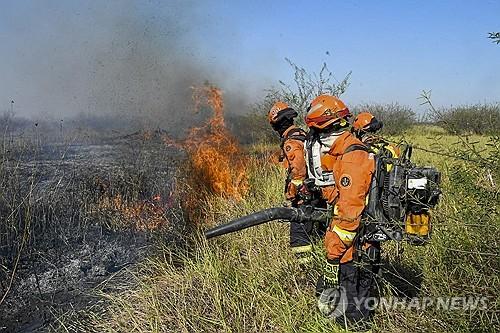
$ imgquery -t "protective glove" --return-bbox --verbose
[316,258,340,296]
[316,259,344,318]
[323,258,340,287]
[296,183,312,203]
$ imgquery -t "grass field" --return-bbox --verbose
[60,126,499,333]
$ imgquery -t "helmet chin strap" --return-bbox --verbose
[317,120,349,136]
[319,128,343,145]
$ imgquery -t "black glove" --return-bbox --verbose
[316,259,343,318]
[324,258,340,286]
[315,258,340,296]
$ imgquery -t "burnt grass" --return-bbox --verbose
[0,132,186,332]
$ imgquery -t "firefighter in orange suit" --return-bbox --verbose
[268,102,313,263]
[304,95,376,329]
[352,112,383,144]
[353,111,401,162]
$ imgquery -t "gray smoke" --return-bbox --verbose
[0,1,258,135]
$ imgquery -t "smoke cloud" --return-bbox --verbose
[0,1,259,135]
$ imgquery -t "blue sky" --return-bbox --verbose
[191,0,500,111]
[0,0,499,117]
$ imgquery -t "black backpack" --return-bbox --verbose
[346,143,441,245]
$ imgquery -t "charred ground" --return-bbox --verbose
[0,127,187,332]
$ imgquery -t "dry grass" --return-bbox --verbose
[72,126,499,333]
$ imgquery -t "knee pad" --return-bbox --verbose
[317,286,348,319]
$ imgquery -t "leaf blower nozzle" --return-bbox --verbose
[204,206,330,239]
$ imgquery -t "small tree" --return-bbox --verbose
[256,58,351,123]
[244,58,351,143]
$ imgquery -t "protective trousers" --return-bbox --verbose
[290,212,328,263]
[290,221,314,263]
[337,244,380,325]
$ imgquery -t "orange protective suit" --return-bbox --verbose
[320,131,375,263]
[280,126,307,201]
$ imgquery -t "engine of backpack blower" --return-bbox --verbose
[362,145,441,245]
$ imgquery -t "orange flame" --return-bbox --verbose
[93,194,171,231]
[187,85,248,199]
[165,85,248,203]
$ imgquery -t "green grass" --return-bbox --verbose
[69,126,499,333]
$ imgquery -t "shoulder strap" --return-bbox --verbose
[344,143,372,154]
[286,127,306,141]
[281,128,306,148]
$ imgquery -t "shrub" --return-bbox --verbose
[429,104,500,135]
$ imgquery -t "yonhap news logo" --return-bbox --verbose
[318,287,489,318]
[355,295,489,312]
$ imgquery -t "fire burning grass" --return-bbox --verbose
[93,193,173,231]
[0,134,184,331]
[164,85,249,222]
[187,86,248,199]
